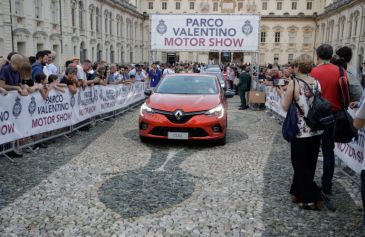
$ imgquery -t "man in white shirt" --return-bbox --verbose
[76,59,91,88]
[42,50,52,79]
[48,51,58,75]
[129,64,147,82]
[162,63,174,78]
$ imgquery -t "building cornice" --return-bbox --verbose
[100,0,144,18]
[262,15,316,21]
[318,0,362,18]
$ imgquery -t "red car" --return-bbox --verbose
[139,73,234,145]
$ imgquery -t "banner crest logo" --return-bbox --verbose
[13,97,22,118]
[156,20,167,35]
[28,96,36,115]
[242,20,253,36]
[70,95,76,108]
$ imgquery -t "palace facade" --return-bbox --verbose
[0,0,364,69]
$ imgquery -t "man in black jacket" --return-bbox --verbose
[238,65,251,110]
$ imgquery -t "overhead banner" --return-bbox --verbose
[0,82,145,145]
[150,14,260,52]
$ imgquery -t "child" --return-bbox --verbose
[34,73,49,100]
[48,74,66,93]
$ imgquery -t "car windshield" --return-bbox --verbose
[204,68,221,73]
[156,75,218,94]
[204,72,223,82]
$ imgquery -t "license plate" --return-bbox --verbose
[168,132,189,140]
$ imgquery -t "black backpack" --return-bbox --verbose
[296,78,335,131]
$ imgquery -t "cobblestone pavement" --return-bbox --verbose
[0,96,364,236]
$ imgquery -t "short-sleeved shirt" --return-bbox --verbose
[108,72,122,83]
[148,69,162,87]
[310,63,343,112]
[48,64,58,74]
[76,65,87,81]
[0,64,21,86]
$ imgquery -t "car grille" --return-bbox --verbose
[153,109,207,124]
[150,127,209,137]
[164,114,195,124]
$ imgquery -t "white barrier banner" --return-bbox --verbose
[264,84,365,174]
[150,14,260,51]
[0,83,145,145]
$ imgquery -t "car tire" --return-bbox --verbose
[215,135,226,146]
[140,136,150,143]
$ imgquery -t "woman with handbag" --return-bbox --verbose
[277,54,324,210]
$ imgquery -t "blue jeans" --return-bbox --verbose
[321,124,335,192]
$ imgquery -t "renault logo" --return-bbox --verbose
[174,110,184,120]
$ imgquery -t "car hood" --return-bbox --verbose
[147,93,220,112]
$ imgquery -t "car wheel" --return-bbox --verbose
[140,135,150,143]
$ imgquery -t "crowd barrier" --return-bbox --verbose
[0,82,146,159]
[262,83,365,175]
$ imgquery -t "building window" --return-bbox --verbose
[71,3,76,27]
[288,54,294,64]
[213,2,218,11]
[117,20,119,36]
[277,2,282,10]
[162,2,167,10]
[238,2,243,10]
[189,1,195,10]
[354,15,359,36]
[262,2,267,10]
[51,0,58,23]
[261,32,266,43]
[109,13,112,35]
[35,0,42,19]
[176,2,181,10]
[105,14,108,34]
[292,1,297,10]
[90,11,94,31]
[274,54,279,64]
[96,8,100,33]
[148,2,153,9]
[79,2,84,30]
[303,32,312,43]
[307,1,312,10]
[289,31,296,43]
[275,32,281,42]
[15,0,23,15]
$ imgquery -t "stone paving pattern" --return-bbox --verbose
[0,97,364,236]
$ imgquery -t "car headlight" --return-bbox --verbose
[140,103,154,116]
[205,104,224,119]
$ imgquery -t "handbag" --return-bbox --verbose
[282,80,300,142]
[334,67,358,143]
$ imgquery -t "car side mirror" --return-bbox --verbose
[224,91,235,98]
[144,89,153,97]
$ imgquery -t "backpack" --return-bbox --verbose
[296,78,335,131]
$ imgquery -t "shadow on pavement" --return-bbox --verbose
[261,131,364,236]
[0,120,115,210]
